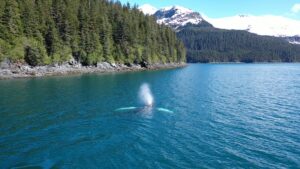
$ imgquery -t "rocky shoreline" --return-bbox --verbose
[0,59,186,79]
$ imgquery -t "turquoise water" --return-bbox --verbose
[0,64,300,168]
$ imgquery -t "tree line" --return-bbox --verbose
[177,26,300,63]
[0,0,186,66]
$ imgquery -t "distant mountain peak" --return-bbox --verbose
[154,5,203,30]
[140,4,300,44]
[138,4,157,15]
[238,14,250,18]
[206,15,300,37]
[160,5,193,14]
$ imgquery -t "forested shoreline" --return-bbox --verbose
[0,0,186,67]
[177,26,300,63]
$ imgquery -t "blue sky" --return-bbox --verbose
[119,0,300,20]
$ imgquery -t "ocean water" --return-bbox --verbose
[0,64,300,168]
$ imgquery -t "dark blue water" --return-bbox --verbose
[0,64,300,168]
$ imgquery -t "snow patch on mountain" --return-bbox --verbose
[160,5,193,13]
[284,36,300,45]
[138,4,157,15]
[290,41,300,45]
[204,15,300,37]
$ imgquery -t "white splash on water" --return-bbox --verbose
[157,108,174,114]
[139,83,154,107]
[115,107,138,111]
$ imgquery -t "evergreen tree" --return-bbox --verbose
[1,0,22,40]
[177,27,300,63]
[0,0,186,66]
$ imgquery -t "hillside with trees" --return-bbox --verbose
[177,26,300,63]
[0,0,186,67]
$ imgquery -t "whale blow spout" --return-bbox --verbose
[115,83,174,115]
[139,83,154,107]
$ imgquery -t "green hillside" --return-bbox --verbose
[0,0,186,66]
[177,26,300,63]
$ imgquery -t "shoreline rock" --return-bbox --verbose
[0,61,186,79]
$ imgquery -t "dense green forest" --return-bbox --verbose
[0,0,186,66]
[177,26,300,63]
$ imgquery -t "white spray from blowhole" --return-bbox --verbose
[115,83,173,115]
[139,83,154,107]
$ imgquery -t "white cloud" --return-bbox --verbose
[291,3,300,13]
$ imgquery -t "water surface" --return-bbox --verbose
[0,64,300,168]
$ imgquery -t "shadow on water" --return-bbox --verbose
[11,159,54,169]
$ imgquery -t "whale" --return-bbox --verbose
[114,83,174,114]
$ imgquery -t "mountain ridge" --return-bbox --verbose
[139,4,300,41]
[139,4,300,63]
[205,14,300,37]
[155,6,203,30]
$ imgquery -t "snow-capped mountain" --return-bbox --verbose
[139,5,204,30]
[138,4,157,15]
[139,4,300,44]
[154,6,203,30]
[204,15,300,37]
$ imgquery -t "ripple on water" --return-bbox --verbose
[0,64,300,168]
